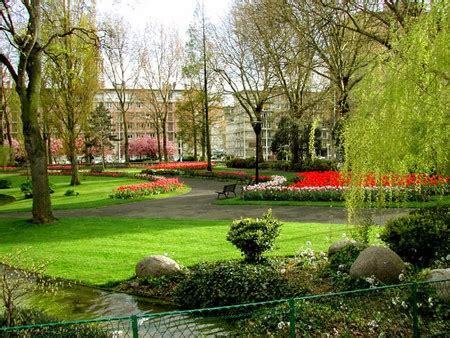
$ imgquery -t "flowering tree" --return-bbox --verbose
[128,136,159,159]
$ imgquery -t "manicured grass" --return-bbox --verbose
[0,217,377,286]
[214,195,450,208]
[0,173,190,212]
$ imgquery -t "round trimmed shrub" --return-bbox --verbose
[380,206,449,268]
[0,179,12,189]
[174,261,294,309]
[227,209,281,263]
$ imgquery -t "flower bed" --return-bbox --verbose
[242,172,449,202]
[146,161,215,171]
[110,178,184,199]
[0,166,21,171]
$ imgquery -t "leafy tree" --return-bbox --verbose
[44,0,99,186]
[86,103,113,168]
[271,116,321,163]
[344,2,450,220]
[213,1,280,182]
[101,16,139,165]
[175,88,204,160]
[140,23,182,162]
[128,136,158,159]
[0,1,93,223]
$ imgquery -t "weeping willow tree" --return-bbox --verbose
[344,2,450,221]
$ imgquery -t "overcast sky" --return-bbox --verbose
[96,0,232,38]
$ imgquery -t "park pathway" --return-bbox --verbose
[55,178,408,224]
[0,178,409,224]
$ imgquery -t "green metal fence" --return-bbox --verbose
[1,279,448,337]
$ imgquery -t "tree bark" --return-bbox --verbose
[121,109,129,165]
[69,133,80,186]
[18,46,55,224]
[290,121,300,168]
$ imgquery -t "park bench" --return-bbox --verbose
[216,183,237,199]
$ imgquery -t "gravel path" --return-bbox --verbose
[0,178,409,224]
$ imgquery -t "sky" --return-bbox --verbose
[96,0,233,39]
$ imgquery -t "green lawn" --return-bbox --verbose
[214,195,450,208]
[0,217,376,286]
[0,173,190,212]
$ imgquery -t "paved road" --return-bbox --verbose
[0,178,409,224]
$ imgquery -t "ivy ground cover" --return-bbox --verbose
[243,171,449,202]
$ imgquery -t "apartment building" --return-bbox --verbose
[223,92,336,160]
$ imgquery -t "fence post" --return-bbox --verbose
[131,315,139,338]
[411,283,420,338]
[288,298,296,338]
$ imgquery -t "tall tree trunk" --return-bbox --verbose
[156,124,162,161]
[18,47,55,224]
[162,105,168,161]
[121,109,129,165]
[69,132,80,186]
[290,121,300,167]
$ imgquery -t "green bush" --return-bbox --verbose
[290,159,338,172]
[0,179,12,189]
[174,261,295,309]
[20,181,55,199]
[326,244,368,290]
[226,157,256,169]
[380,206,449,268]
[227,209,282,263]
[64,189,79,196]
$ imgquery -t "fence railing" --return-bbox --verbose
[1,279,448,337]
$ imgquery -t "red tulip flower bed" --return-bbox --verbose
[146,161,215,171]
[243,171,449,202]
[111,178,184,199]
[286,171,449,202]
[290,171,448,190]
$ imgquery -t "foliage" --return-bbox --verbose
[0,249,52,327]
[20,181,33,199]
[344,2,450,219]
[85,103,114,164]
[291,159,338,172]
[325,244,368,290]
[64,189,79,197]
[226,157,256,169]
[174,261,295,309]
[20,181,54,199]
[227,209,282,263]
[380,206,449,267]
[0,179,12,189]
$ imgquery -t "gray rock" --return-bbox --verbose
[135,255,181,278]
[350,246,405,284]
[426,269,450,301]
[328,239,357,257]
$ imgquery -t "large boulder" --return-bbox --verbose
[328,239,361,257]
[426,269,450,301]
[350,246,405,284]
[135,255,181,278]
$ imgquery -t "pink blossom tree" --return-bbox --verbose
[128,136,159,159]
